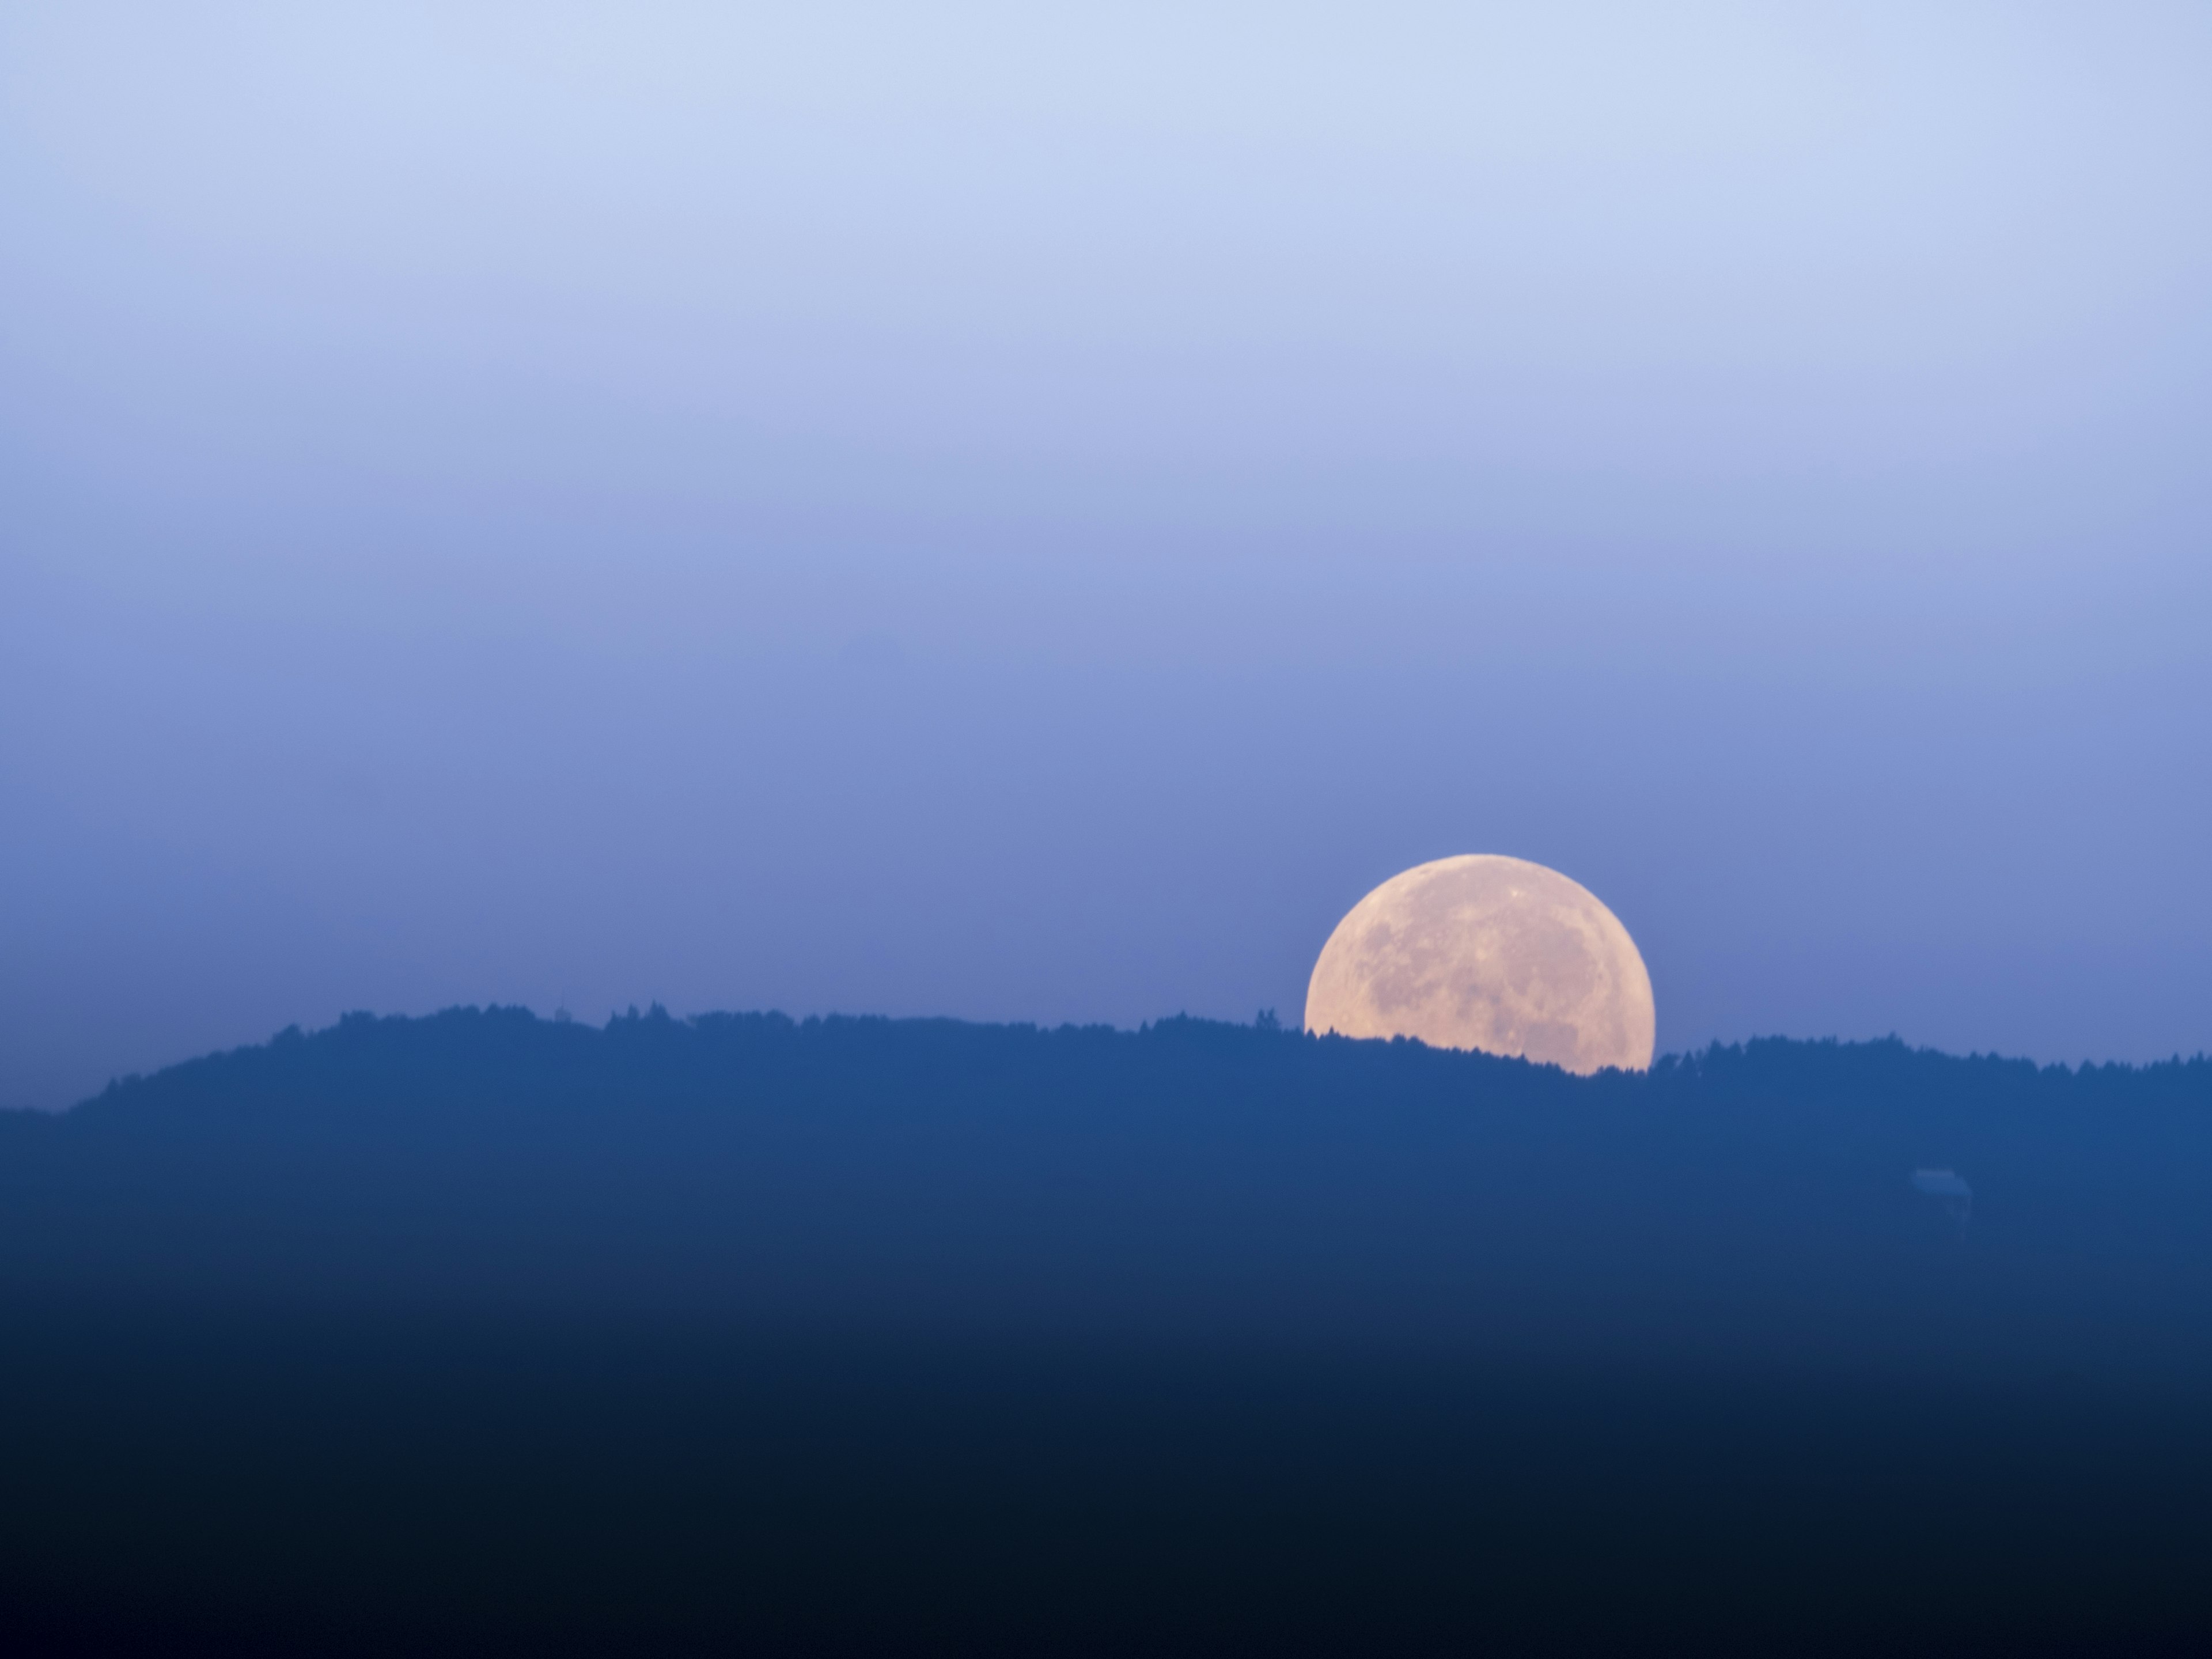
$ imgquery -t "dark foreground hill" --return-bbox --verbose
[3,1009,2210,1657]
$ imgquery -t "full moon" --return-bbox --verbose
[1305,855,1655,1074]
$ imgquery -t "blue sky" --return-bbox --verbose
[4,2,2208,1105]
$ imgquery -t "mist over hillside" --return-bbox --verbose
[5,1009,2210,1655]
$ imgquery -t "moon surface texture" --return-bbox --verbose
[1305,855,1656,1075]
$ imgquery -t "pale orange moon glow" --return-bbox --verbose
[1305,854,1656,1074]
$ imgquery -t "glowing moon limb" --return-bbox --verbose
[1304,854,1655,1075]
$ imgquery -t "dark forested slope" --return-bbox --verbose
[3,1010,2210,1656]
[5,1006,2207,1373]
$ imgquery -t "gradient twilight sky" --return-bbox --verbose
[3,2,2208,1107]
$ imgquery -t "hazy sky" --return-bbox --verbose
[5,2,2209,1105]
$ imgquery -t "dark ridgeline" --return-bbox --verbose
[2,1009,2209,1657]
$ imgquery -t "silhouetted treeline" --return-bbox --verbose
[2,1009,2209,1656]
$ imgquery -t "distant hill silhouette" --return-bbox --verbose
[7,1006,2208,1369]
[3,1009,2210,1656]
